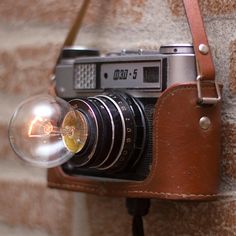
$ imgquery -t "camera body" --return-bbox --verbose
[48,43,221,200]
[54,44,196,181]
[56,44,196,99]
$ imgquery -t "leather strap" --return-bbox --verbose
[51,0,90,75]
[49,0,90,95]
[183,0,215,81]
[63,0,90,47]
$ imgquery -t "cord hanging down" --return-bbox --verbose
[126,198,151,236]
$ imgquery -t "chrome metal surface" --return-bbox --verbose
[198,44,209,55]
[199,116,211,130]
[96,95,126,170]
[197,76,221,105]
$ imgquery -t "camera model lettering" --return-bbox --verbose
[112,68,138,80]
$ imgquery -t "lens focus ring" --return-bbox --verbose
[66,92,146,173]
[96,93,136,170]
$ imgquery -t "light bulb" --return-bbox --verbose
[9,94,88,168]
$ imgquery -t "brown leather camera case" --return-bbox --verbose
[48,83,221,200]
[47,0,222,200]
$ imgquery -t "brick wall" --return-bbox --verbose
[0,0,236,235]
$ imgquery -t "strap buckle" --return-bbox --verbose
[196,76,221,105]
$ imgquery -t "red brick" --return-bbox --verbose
[0,0,146,26]
[222,122,236,181]
[0,180,74,236]
[0,124,16,161]
[108,0,146,23]
[0,0,81,26]
[0,43,60,96]
[145,199,236,235]
[167,0,236,16]
[86,196,130,236]
[229,39,236,94]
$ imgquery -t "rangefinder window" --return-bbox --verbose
[143,67,159,83]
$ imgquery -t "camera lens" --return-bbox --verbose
[67,92,146,172]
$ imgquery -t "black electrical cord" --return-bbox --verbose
[126,198,151,236]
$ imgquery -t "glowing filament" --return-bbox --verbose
[28,116,60,137]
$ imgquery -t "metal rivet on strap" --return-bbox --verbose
[198,44,209,55]
[199,116,211,130]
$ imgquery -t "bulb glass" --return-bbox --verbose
[9,94,87,168]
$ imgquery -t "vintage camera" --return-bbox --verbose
[55,44,197,181]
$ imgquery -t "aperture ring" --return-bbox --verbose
[97,94,135,170]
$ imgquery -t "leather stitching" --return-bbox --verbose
[48,181,219,198]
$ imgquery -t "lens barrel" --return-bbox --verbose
[68,92,146,172]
